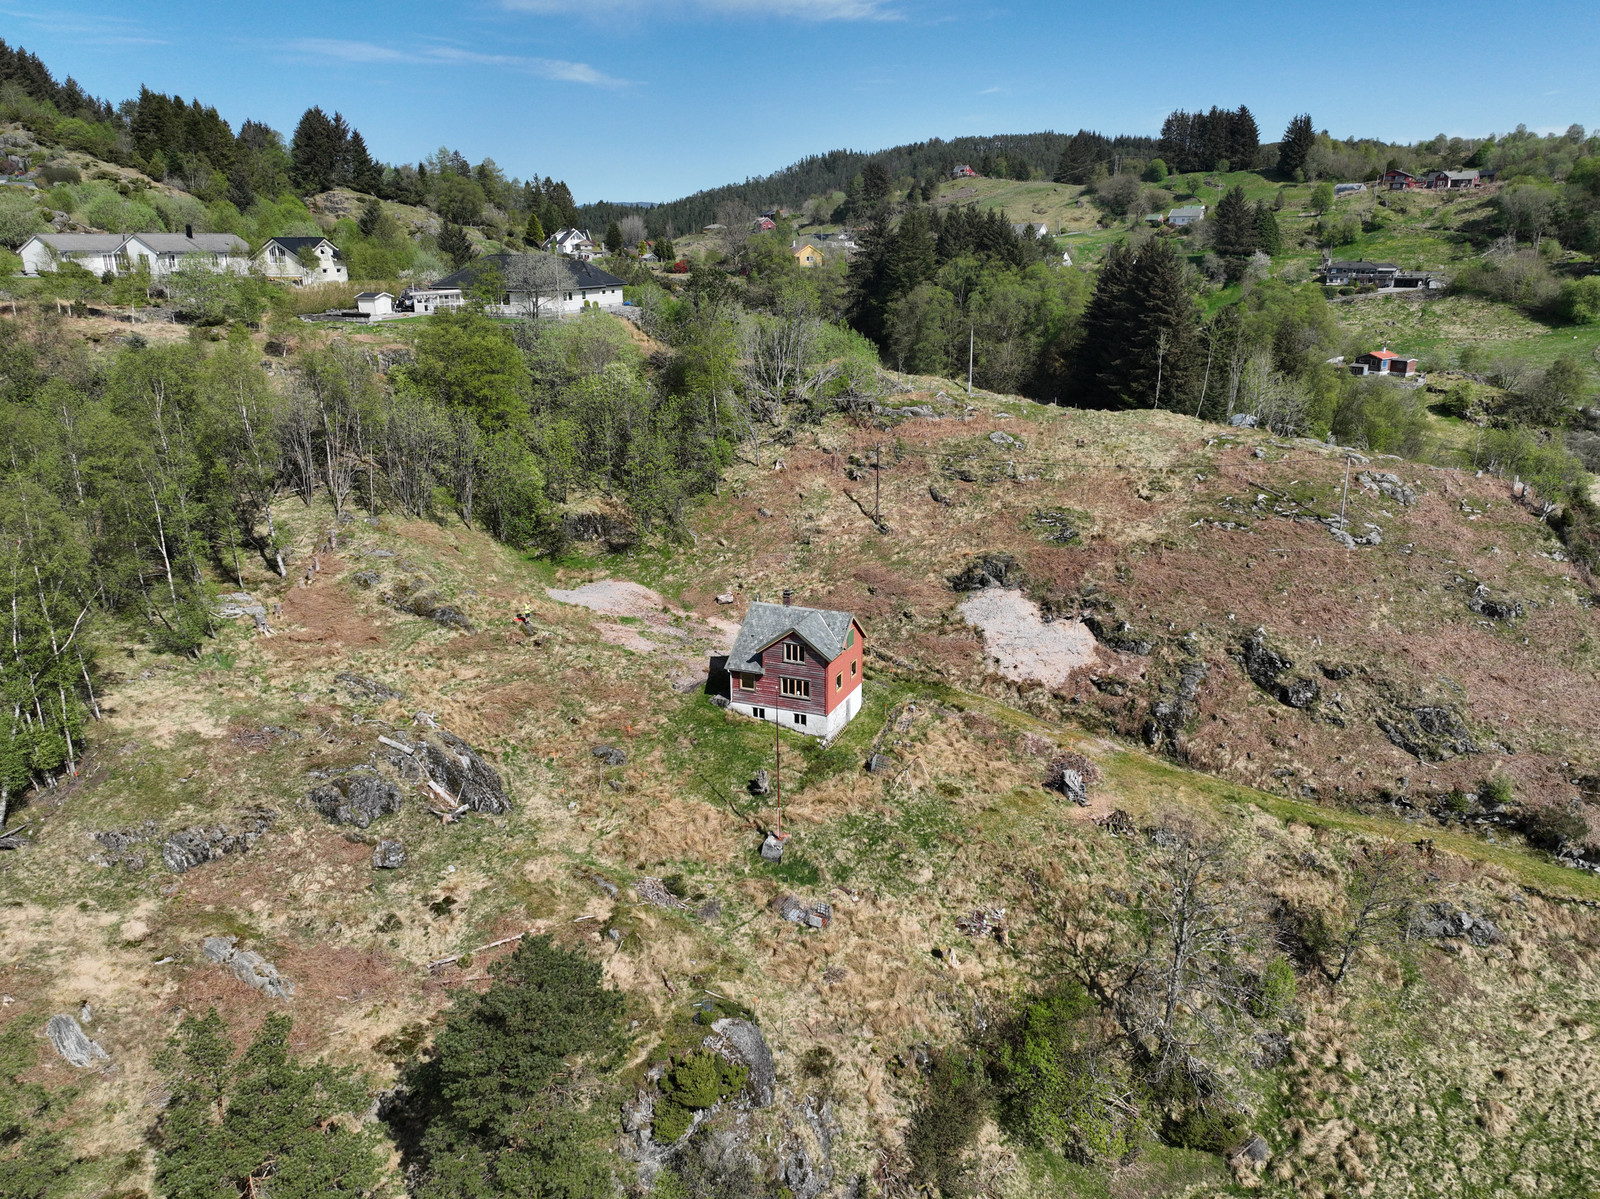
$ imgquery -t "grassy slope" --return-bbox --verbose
[2,344,1599,1198]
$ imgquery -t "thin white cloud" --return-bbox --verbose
[0,7,168,45]
[501,0,899,20]
[288,38,628,86]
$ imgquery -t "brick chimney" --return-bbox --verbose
[782,589,793,607]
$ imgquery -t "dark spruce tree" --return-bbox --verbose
[289,106,341,193]
[1211,184,1258,278]
[1055,129,1112,185]
[1070,239,1197,410]
[1230,105,1261,167]
[1253,201,1283,255]
[438,222,474,269]
[1279,114,1316,178]
[346,129,383,194]
[603,220,623,254]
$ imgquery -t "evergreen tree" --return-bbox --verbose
[396,936,624,1199]
[1279,114,1316,178]
[861,160,893,206]
[289,106,340,193]
[845,201,897,344]
[1212,184,1258,276]
[1070,239,1197,409]
[887,203,937,298]
[1230,105,1261,167]
[603,220,623,254]
[1253,201,1283,255]
[346,129,382,195]
[654,235,674,263]
[525,212,546,245]
[156,1009,381,1199]
[1055,130,1110,184]
[438,222,474,268]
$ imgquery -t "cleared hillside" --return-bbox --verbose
[4,353,1599,1199]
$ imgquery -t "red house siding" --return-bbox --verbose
[824,621,864,715]
[732,621,865,721]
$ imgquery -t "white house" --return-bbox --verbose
[258,236,347,285]
[19,233,131,277]
[355,291,394,318]
[19,229,251,278]
[403,286,463,315]
[545,227,598,261]
[1166,204,1207,227]
[434,253,627,318]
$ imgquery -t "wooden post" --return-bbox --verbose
[967,327,974,396]
[773,707,782,839]
[873,443,881,524]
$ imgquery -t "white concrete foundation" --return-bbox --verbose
[729,685,861,738]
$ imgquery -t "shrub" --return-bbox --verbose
[905,1050,988,1193]
[998,986,1139,1167]
[1250,954,1297,1020]
[1482,772,1515,806]
[38,163,79,186]
[653,1051,747,1143]
[1557,276,1600,324]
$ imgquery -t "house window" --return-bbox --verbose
[738,674,756,691]
[752,707,766,720]
[793,713,808,727]
[782,642,803,663]
[835,673,843,690]
[780,677,810,699]
[851,661,857,678]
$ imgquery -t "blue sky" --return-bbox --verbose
[9,1,1600,203]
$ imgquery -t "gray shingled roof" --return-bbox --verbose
[29,233,129,253]
[434,253,626,294]
[727,602,857,676]
[134,232,250,254]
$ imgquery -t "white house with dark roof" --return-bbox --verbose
[433,253,627,318]
[724,597,865,738]
[545,227,599,261]
[355,291,394,318]
[19,230,251,278]
[258,236,347,285]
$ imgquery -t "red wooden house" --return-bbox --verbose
[725,595,864,737]
[1381,169,1419,189]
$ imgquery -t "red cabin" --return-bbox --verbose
[725,597,864,737]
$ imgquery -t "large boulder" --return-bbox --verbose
[201,935,294,999]
[420,729,511,814]
[949,554,1021,591]
[45,1014,108,1068]
[373,839,407,869]
[309,775,403,828]
[705,1018,776,1107]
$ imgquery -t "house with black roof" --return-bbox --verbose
[433,253,627,317]
[257,236,347,285]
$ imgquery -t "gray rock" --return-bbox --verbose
[373,839,406,869]
[707,1018,776,1107]
[1414,901,1501,946]
[1358,470,1417,507]
[310,777,403,829]
[419,728,511,814]
[1236,1133,1271,1163]
[591,745,627,766]
[351,570,383,588]
[335,671,405,702]
[1377,706,1477,762]
[949,553,1021,591]
[1083,613,1154,656]
[200,935,294,999]
[760,833,785,862]
[45,1014,108,1068]
[988,430,1018,446]
[750,769,771,796]
[1468,583,1523,623]
[161,809,275,874]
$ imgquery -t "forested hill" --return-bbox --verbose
[577,129,1158,232]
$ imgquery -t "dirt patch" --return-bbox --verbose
[547,579,670,618]
[959,588,1100,688]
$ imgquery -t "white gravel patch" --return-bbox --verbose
[959,588,1099,688]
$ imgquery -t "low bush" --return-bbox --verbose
[906,1050,988,1194]
[653,1050,747,1143]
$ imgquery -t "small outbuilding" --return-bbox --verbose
[355,291,394,317]
[1351,348,1419,378]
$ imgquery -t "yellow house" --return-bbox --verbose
[791,242,823,268]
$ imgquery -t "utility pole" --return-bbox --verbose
[1338,453,1353,531]
[874,442,882,524]
[967,326,974,396]
[773,708,782,840]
